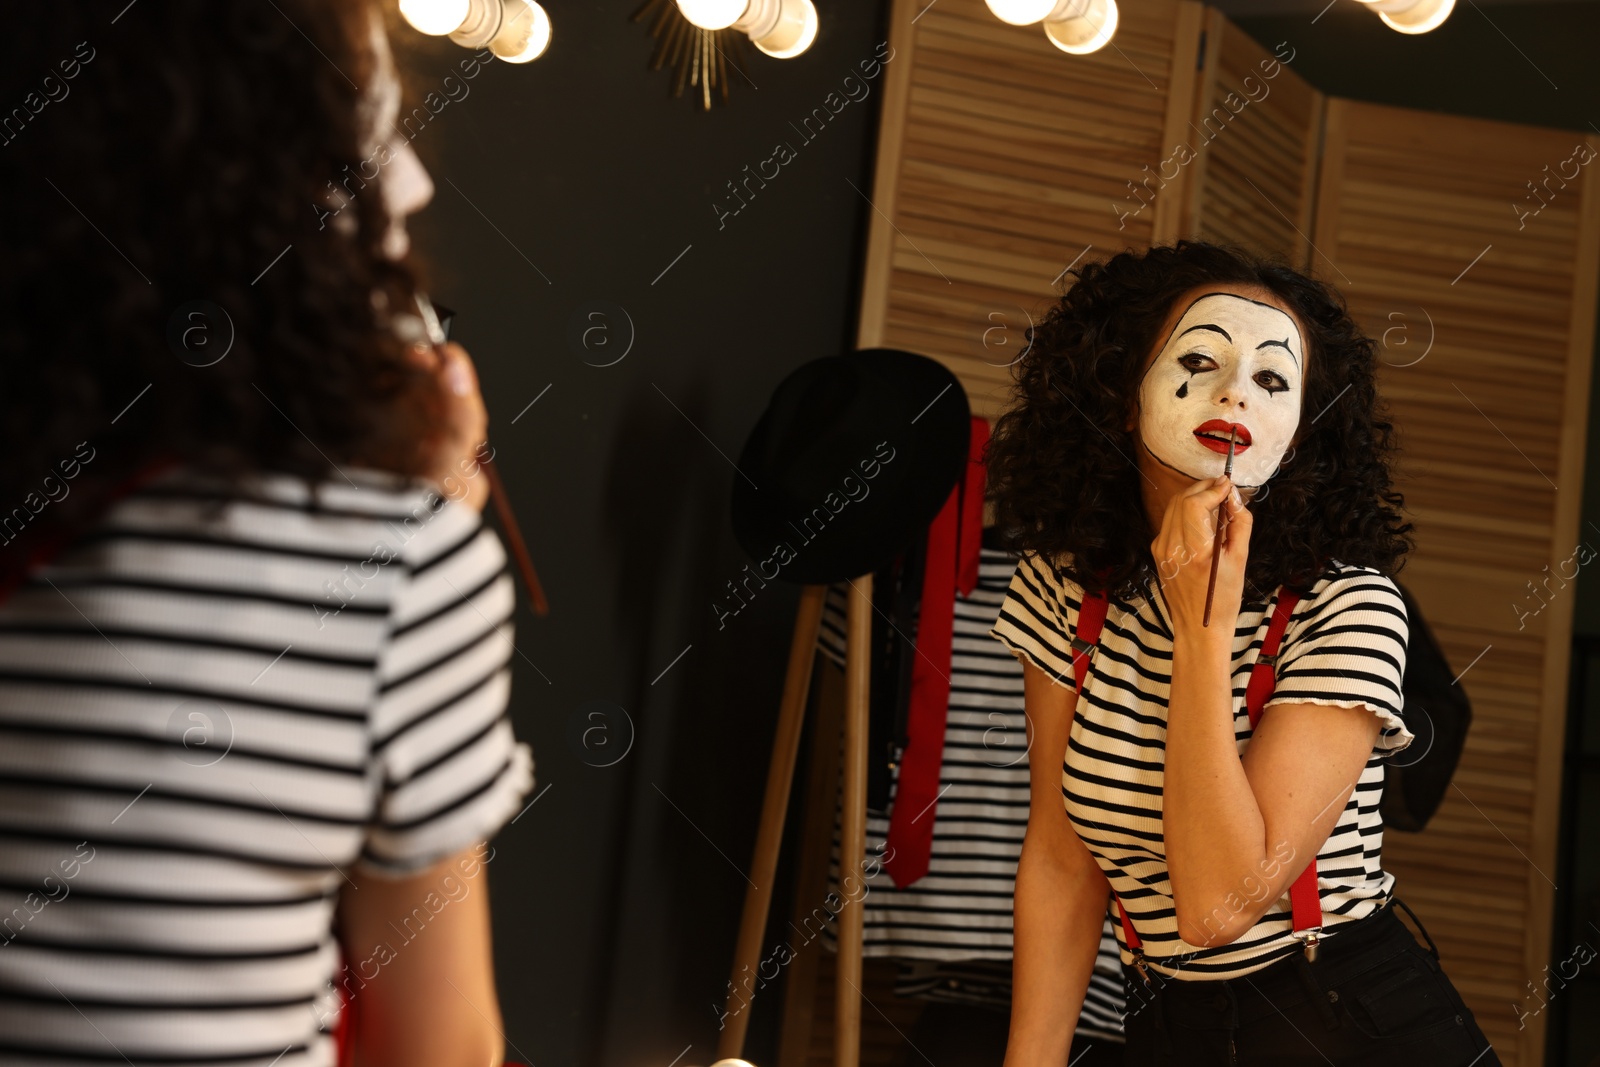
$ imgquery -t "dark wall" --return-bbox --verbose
[400,1,1600,1063]
[400,2,892,1063]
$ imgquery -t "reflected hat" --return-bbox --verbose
[730,348,971,585]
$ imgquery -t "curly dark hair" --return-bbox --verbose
[985,240,1413,607]
[0,0,446,587]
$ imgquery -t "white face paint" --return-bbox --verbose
[325,14,435,257]
[365,24,433,259]
[1135,292,1305,487]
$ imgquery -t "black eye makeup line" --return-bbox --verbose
[1172,352,1294,397]
[1145,292,1304,386]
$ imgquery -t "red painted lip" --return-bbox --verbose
[1193,419,1251,455]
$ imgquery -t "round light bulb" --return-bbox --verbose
[490,0,552,62]
[984,0,1061,26]
[751,0,818,58]
[676,0,751,31]
[399,0,472,35]
[1378,0,1454,33]
[1043,0,1118,54]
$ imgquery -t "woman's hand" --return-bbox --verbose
[407,340,491,513]
[1150,474,1252,643]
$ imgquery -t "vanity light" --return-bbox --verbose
[983,0,1119,55]
[398,0,553,61]
[674,0,819,58]
[399,0,472,35]
[1354,0,1455,34]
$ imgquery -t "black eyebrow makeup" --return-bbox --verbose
[1179,322,1231,342]
[1256,336,1299,369]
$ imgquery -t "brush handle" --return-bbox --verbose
[481,454,550,616]
[1202,430,1239,626]
[406,293,549,617]
[1203,507,1228,626]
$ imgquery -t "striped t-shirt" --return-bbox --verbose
[0,464,534,1065]
[989,553,1413,981]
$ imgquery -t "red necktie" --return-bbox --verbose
[883,416,989,888]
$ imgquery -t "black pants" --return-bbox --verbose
[1119,898,1501,1066]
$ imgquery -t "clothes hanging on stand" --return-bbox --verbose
[815,537,1127,1042]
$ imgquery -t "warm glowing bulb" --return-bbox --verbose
[1043,0,1117,54]
[1379,0,1454,33]
[676,0,750,30]
[490,0,551,62]
[751,0,817,58]
[984,0,1060,25]
[399,0,471,35]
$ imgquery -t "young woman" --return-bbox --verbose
[984,241,1499,1065]
[0,2,527,1064]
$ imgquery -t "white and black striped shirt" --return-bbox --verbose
[0,465,533,1065]
[989,554,1413,981]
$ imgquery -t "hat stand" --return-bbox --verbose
[716,574,873,1067]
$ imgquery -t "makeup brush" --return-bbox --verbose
[411,294,550,617]
[1202,427,1238,627]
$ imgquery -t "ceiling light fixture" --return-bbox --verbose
[675,0,819,58]
[1354,0,1455,34]
[983,0,1119,55]
[398,0,553,62]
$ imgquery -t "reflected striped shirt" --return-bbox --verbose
[0,465,534,1065]
[989,554,1412,981]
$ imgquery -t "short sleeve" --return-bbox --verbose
[1263,570,1414,760]
[356,494,535,877]
[988,553,1081,690]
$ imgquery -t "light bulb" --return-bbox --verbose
[750,0,818,58]
[676,0,751,31]
[399,0,471,35]
[490,0,551,62]
[984,0,1061,26]
[1043,0,1118,54]
[1378,0,1454,33]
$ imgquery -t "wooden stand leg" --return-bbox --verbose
[835,574,872,1067]
[775,654,847,1067]
[717,585,827,1061]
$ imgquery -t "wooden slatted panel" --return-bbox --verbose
[1310,97,1600,1067]
[856,0,1205,421]
[1188,12,1322,265]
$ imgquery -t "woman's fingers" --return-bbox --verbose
[1174,476,1232,552]
[1154,477,1246,569]
[1150,473,1253,633]
[438,341,478,399]
[404,340,492,512]
[1222,485,1253,562]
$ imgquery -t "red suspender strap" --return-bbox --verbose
[1251,590,1324,944]
[1070,586,1107,693]
[1245,589,1299,731]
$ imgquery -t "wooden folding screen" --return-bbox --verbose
[1309,99,1600,1066]
[849,1,1600,1064]
[854,0,1204,419]
[1181,11,1322,267]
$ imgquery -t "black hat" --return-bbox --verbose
[730,348,971,586]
